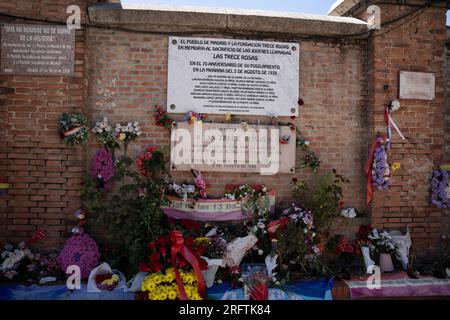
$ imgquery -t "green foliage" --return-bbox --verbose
[81,150,170,277]
[276,223,330,281]
[291,169,349,230]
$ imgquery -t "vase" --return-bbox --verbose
[360,246,375,273]
[379,253,394,272]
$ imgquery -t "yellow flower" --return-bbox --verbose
[168,290,178,300]
[225,113,234,122]
[118,132,126,141]
[391,162,401,171]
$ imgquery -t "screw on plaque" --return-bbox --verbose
[290,168,295,173]
[170,104,176,110]
[291,108,296,113]
[292,46,297,51]
[172,39,177,45]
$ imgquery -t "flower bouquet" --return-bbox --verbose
[241,264,269,300]
[95,273,120,291]
[87,262,126,292]
[92,117,119,150]
[141,268,202,300]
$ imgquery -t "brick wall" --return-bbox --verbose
[446,29,450,161]
[86,29,368,209]
[352,2,449,255]
[1,0,449,257]
[0,0,91,251]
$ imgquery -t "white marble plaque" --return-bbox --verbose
[399,71,435,100]
[167,37,299,116]
[170,122,296,174]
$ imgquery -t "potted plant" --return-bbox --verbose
[368,229,397,272]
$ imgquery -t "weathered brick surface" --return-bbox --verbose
[86,29,368,210]
[0,0,90,250]
[352,2,449,255]
[0,0,448,257]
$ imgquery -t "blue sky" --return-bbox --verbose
[123,1,449,24]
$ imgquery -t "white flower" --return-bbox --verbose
[257,249,264,255]
[304,140,310,146]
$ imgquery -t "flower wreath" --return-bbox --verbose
[431,169,450,208]
[371,143,391,191]
[58,113,89,146]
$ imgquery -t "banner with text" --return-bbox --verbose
[167,37,299,116]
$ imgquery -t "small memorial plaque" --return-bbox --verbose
[1,24,75,76]
[170,122,296,174]
[399,71,435,100]
[167,36,300,116]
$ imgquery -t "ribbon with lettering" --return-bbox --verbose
[364,134,387,205]
[170,230,206,300]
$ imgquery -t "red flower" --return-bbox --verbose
[149,252,160,261]
[150,261,162,272]
[338,200,345,210]
[159,246,166,255]
[139,263,149,272]
[199,258,208,271]
[147,241,156,249]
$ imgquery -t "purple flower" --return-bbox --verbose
[57,233,100,279]
[91,148,115,188]
[431,170,450,208]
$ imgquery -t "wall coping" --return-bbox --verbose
[88,3,369,38]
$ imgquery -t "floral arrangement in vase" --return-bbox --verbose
[368,229,397,272]
[368,229,396,254]
[58,113,89,146]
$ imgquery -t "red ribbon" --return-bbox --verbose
[364,135,387,205]
[267,217,289,240]
[26,229,46,246]
[170,230,206,300]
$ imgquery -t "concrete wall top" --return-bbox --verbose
[88,3,369,38]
